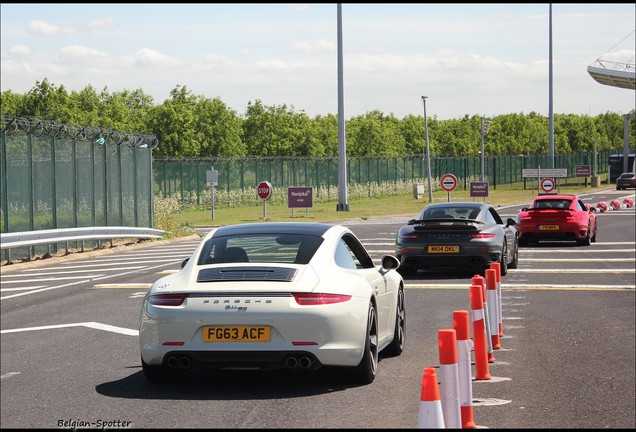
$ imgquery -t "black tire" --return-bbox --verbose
[577,231,591,246]
[343,302,379,384]
[383,288,406,357]
[499,241,508,276]
[591,223,597,243]
[508,241,519,270]
[518,237,529,247]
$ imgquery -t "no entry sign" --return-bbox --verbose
[440,173,458,192]
[257,181,272,200]
[540,177,555,192]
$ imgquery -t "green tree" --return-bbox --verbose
[346,110,406,156]
[147,85,199,156]
[194,96,246,157]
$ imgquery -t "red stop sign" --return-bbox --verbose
[257,181,272,200]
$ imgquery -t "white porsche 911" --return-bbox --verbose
[139,222,405,384]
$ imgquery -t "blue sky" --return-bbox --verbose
[1,3,634,120]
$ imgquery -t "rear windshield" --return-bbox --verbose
[532,199,571,209]
[420,206,480,220]
[619,173,634,178]
[197,233,324,265]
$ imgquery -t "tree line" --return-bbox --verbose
[1,79,634,158]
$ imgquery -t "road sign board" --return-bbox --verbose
[440,173,458,192]
[288,187,313,208]
[470,181,489,197]
[575,165,591,177]
[522,168,567,178]
[540,177,555,192]
[257,181,272,200]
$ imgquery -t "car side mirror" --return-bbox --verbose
[181,257,189,268]
[506,218,517,227]
[381,254,400,270]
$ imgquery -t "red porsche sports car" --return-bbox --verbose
[516,194,598,246]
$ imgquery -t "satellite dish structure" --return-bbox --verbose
[587,30,635,90]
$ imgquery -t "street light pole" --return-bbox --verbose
[480,116,485,182]
[422,96,433,202]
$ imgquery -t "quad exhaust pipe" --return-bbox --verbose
[166,355,191,370]
[285,355,313,369]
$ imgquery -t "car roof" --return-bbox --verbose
[212,222,336,237]
[424,202,487,209]
[619,172,635,176]
[534,194,576,200]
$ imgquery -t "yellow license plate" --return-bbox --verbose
[539,225,559,231]
[203,326,270,342]
[428,245,459,253]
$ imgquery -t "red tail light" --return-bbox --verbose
[399,233,418,240]
[293,293,352,305]
[148,293,187,306]
[470,233,496,239]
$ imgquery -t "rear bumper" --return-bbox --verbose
[398,252,501,270]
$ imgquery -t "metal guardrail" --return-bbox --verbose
[1,226,165,264]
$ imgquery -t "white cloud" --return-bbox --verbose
[291,38,335,53]
[27,20,71,36]
[7,45,31,56]
[134,48,181,67]
[58,45,109,61]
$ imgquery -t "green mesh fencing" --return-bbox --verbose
[1,116,158,261]
[154,151,612,206]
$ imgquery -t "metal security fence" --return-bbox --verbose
[1,116,158,260]
[154,151,612,206]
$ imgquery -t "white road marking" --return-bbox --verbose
[0,286,47,292]
[522,258,634,262]
[92,284,152,289]
[406,283,634,290]
[0,321,138,336]
[0,275,106,283]
[0,260,182,300]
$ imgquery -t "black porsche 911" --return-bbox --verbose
[395,202,519,276]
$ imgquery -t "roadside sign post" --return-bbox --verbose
[440,173,458,201]
[470,181,489,202]
[522,167,567,194]
[257,181,273,220]
[575,165,591,188]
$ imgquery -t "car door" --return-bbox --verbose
[487,207,513,263]
[336,234,396,341]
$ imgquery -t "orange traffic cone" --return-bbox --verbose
[472,274,495,362]
[485,269,501,350]
[417,368,445,428]
[470,284,491,380]
[453,310,476,428]
[489,262,504,337]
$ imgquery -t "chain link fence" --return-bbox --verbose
[154,151,611,208]
[1,116,158,260]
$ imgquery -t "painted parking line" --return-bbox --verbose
[91,284,153,289]
[405,283,634,291]
[0,321,138,336]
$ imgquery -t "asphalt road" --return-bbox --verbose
[1,188,634,429]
